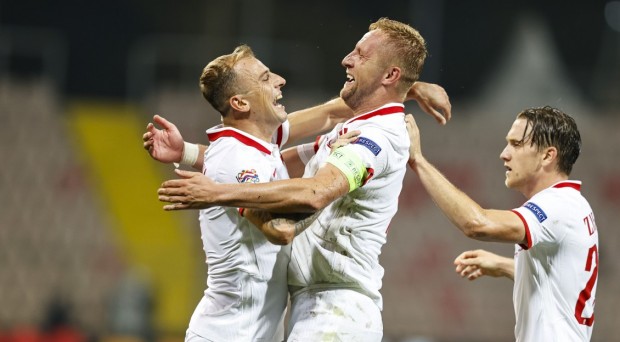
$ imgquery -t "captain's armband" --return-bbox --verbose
[325,146,367,192]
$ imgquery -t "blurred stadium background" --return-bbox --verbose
[1,1,619,341]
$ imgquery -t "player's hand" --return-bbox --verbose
[454,249,513,280]
[330,129,361,153]
[143,115,184,164]
[158,169,218,210]
[407,82,451,125]
[405,114,423,167]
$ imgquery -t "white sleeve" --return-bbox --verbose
[296,142,316,165]
[512,192,564,249]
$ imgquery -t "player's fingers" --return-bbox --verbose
[159,179,186,189]
[459,265,479,278]
[158,193,188,203]
[454,250,477,264]
[467,269,483,281]
[163,203,191,211]
[174,168,202,179]
[146,122,157,135]
[424,105,447,125]
[143,140,153,150]
[158,187,188,197]
[340,129,361,139]
[143,131,152,141]
[153,114,176,130]
[441,100,452,122]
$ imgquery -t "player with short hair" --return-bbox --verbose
[405,106,598,341]
[157,17,437,341]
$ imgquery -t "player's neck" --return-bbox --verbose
[522,173,569,199]
[349,91,404,117]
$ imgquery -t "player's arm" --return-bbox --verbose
[454,249,515,281]
[159,161,350,212]
[242,209,322,245]
[406,81,452,125]
[282,131,360,179]
[405,114,526,244]
[286,97,352,145]
[281,144,311,178]
[158,141,371,212]
[285,82,452,145]
[142,115,206,170]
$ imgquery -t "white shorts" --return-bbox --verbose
[287,288,383,342]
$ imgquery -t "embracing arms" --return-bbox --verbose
[405,114,526,244]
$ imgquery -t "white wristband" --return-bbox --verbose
[296,142,316,165]
[180,142,200,166]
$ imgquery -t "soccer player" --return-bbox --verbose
[144,44,376,342]
[157,18,435,341]
[144,48,450,342]
[405,106,598,341]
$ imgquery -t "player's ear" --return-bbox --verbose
[383,66,401,85]
[230,95,250,113]
[542,146,558,166]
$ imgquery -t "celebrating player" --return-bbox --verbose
[405,106,598,341]
[156,18,438,341]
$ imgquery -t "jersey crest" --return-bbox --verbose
[236,169,260,183]
[523,201,548,223]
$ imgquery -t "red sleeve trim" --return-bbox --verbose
[313,135,322,153]
[276,125,284,147]
[511,209,531,250]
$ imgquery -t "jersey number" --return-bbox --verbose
[574,244,598,326]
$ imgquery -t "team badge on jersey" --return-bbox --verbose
[523,201,548,223]
[353,137,382,156]
[236,169,260,183]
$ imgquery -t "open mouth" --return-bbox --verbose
[346,73,355,84]
[273,94,284,108]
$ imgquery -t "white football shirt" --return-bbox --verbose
[188,123,291,342]
[287,103,409,310]
[511,180,598,342]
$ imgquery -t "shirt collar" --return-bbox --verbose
[206,125,273,155]
[344,103,405,126]
[551,180,581,192]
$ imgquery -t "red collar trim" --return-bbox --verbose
[207,128,272,155]
[346,104,404,125]
[552,181,581,191]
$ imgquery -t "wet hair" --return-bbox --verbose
[369,17,427,90]
[517,106,581,175]
[199,45,255,115]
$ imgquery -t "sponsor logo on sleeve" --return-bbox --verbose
[353,137,382,156]
[523,202,547,223]
[236,169,260,183]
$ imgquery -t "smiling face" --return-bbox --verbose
[500,118,546,195]
[339,29,389,111]
[234,56,287,126]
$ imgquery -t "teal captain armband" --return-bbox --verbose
[325,146,368,192]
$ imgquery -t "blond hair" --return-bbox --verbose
[369,18,427,91]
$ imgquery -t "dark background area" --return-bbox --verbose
[1,0,614,106]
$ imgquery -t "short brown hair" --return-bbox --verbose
[517,106,581,175]
[199,45,255,115]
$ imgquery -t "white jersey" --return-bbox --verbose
[511,180,598,342]
[287,103,409,309]
[188,123,290,342]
